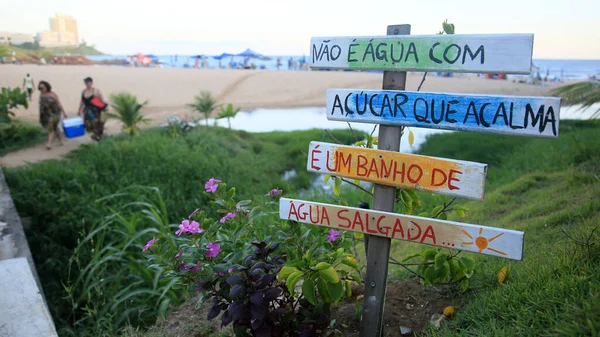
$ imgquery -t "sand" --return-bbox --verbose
[1,64,562,168]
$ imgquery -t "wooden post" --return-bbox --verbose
[360,24,410,337]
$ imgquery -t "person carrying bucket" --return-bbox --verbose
[78,77,107,141]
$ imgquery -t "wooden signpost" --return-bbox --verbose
[310,34,534,73]
[279,24,560,337]
[307,141,488,200]
[326,89,561,138]
[280,198,524,260]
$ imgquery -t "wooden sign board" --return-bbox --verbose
[326,89,561,138]
[310,34,533,74]
[280,198,524,260]
[307,141,487,200]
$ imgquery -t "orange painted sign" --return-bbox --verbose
[307,141,488,201]
[280,198,524,260]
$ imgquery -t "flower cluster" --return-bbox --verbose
[175,220,204,236]
[220,212,236,223]
[206,242,221,258]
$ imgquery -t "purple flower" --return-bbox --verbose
[192,261,203,273]
[174,251,183,260]
[265,188,282,197]
[220,212,236,223]
[179,263,193,272]
[326,229,341,242]
[205,178,222,193]
[142,238,157,252]
[206,242,221,258]
[175,220,204,236]
[188,208,200,218]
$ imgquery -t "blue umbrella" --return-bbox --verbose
[145,54,159,60]
[236,49,270,60]
[191,55,206,59]
[213,53,233,60]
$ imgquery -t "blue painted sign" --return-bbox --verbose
[326,89,561,138]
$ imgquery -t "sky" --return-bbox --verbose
[1,0,599,59]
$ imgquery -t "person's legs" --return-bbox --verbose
[46,131,54,149]
[56,128,63,145]
[27,88,32,101]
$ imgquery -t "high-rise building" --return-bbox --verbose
[50,13,78,43]
[36,13,78,47]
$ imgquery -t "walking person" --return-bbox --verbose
[78,77,107,141]
[37,81,67,150]
[22,73,34,101]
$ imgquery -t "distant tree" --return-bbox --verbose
[187,91,218,126]
[0,44,8,58]
[18,42,40,50]
[216,103,240,129]
[107,92,151,136]
[551,81,600,119]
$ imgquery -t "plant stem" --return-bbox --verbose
[417,72,428,91]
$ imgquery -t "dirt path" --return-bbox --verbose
[0,136,94,169]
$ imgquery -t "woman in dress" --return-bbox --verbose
[38,81,67,150]
[78,77,106,141]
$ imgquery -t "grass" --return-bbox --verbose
[0,119,46,156]
[3,126,361,334]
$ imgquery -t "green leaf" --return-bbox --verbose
[402,253,422,262]
[437,212,448,220]
[334,177,342,189]
[332,182,341,197]
[454,208,466,218]
[341,259,359,272]
[353,179,360,185]
[327,281,344,302]
[431,205,443,217]
[317,277,333,303]
[353,232,364,239]
[460,278,469,292]
[408,129,415,147]
[459,257,476,272]
[314,262,331,271]
[421,249,438,261]
[286,271,304,293]
[319,266,340,284]
[345,280,353,297]
[354,141,366,147]
[324,174,331,184]
[434,253,447,269]
[418,212,430,217]
[302,278,317,305]
[278,266,299,280]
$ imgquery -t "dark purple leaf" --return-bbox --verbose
[266,242,281,253]
[228,301,244,321]
[250,290,264,305]
[250,303,268,321]
[264,287,282,301]
[272,307,286,315]
[257,273,276,288]
[252,262,266,271]
[250,268,264,278]
[221,310,233,327]
[251,241,267,249]
[255,326,271,337]
[229,284,244,299]
[226,275,243,286]
[263,263,274,271]
[299,326,315,337]
[243,255,254,267]
[251,317,263,330]
[207,304,221,320]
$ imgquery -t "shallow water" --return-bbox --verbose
[203,104,598,153]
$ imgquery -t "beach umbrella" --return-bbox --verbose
[191,55,206,59]
[213,53,233,60]
[236,49,271,60]
[145,54,159,60]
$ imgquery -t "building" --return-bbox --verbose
[36,13,78,47]
[0,32,35,45]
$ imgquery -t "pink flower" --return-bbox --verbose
[228,268,233,274]
[142,238,157,252]
[220,212,236,223]
[206,242,221,258]
[326,229,341,242]
[205,178,222,193]
[179,263,193,272]
[175,220,204,236]
[265,189,282,197]
[188,208,200,218]
[174,251,183,260]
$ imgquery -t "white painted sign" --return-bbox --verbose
[280,198,524,260]
[326,89,561,138]
[310,34,534,74]
[307,141,488,201]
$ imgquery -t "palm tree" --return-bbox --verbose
[187,91,218,126]
[107,92,151,136]
[216,103,240,129]
[551,81,600,119]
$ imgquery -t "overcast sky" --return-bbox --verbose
[1,0,599,58]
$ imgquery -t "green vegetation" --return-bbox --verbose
[216,103,240,129]
[7,43,103,57]
[188,92,218,125]
[552,81,600,118]
[107,92,151,136]
[0,119,46,156]
[3,127,360,335]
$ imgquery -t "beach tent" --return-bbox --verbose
[236,49,271,60]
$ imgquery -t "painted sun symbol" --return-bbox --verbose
[461,228,507,256]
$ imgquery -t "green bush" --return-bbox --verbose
[0,119,46,155]
[4,126,360,333]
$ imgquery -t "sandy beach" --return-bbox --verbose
[1,64,562,127]
[1,64,563,168]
